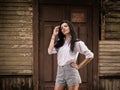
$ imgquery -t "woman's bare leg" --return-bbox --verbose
[54,85,65,90]
[68,84,79,90]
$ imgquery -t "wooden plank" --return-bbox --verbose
[0,53,32,57]
[99,44,120,48]
[99,67,120,70]
[0,49,32,53]
[0,15,32,22]
[100,66,120,70]
[0,28,32,32]
[0,66,32,70]
[0,57,32,61]
[43,25,53,82]
[100,71,120,74]
[0,0,32,3]
[99,63,120,67]
[99,48,120,52]
[113,79,120,90]
[99,56,120,60]
[106,24,120,31]
[0,3,32,7]
[0,61,32,65]
[0,70,32,75]
[99,60,120,63]
[0,32,32,36]
[0,6,32,11]
[106,18,120,23]
[0,40,32,44]
[0,45,32,48]
[106,12,120,18]
[99,78,120,90]
[0,11,32,15]
[99,59,120,62]
[0,19,32,24]
[0,76,33,89]
[104,1,120,5]
[106,33,120,39]
[32,0,39,89]
[99,41,120,44]
[92,6,99,90]
[99,52,120,56]
[0,36,32,40]
[105,6,120,11]
[0,24,32,28]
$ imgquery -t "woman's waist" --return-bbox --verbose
[58,59,76,66]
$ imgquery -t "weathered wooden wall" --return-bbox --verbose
[99,0,120,90]
[101,0,120,40]
[0,0,33,90]
[0,75,33,90]
[99,77,120,90]
[0,0,33,75]
[99,41,120,76]
[99,41,120,90]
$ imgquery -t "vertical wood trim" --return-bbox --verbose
[92,6,99,90]
[32,0,39,90]
[101,15,105,40]
[87,7,93,90]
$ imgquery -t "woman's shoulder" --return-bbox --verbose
[75,39,84,44]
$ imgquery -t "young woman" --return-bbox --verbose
[48,20,94,90]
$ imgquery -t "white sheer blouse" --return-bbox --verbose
[48,40,94,66]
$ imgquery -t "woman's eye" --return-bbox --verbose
[64,25,68,27]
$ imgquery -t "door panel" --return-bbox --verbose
[39,5,92,90]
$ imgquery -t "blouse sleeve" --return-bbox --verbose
[48,47,57,54]
[75,41,94,59]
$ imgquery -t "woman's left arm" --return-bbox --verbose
[78,57,93,69]
[70,57,93,70]
[70,41,94,69]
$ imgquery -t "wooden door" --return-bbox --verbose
[39,5,93,90]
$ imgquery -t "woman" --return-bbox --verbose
[48,20,94,90]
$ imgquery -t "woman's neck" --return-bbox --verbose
[65,34,71,41]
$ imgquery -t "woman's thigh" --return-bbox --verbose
[54,85,65,90]
[68,84,79,90]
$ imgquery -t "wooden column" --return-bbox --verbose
[92,4,99,90]
[32,0,39,90]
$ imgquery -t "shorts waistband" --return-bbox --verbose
[58,63,72,68]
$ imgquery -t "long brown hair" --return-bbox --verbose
[54,20,77,52]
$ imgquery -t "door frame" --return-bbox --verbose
[32,0,39,90]
[32,0,99,90]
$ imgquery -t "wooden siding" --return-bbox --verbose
[101,0,120,40]
[0,75,33,90]
[99,77,120,90]
[99,1,120,90]
[99,41,120,76]
[0,0,33,75]
[99,40,120,90]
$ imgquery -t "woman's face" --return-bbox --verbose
[61,23,70,35]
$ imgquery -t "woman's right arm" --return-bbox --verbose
[48,26,59,54]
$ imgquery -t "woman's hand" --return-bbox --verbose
[53,26,60,36]
[70,62,79,70]
[70,58,93,70]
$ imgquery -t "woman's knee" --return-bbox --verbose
[54,85,65,90]
[68,84,79,90]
